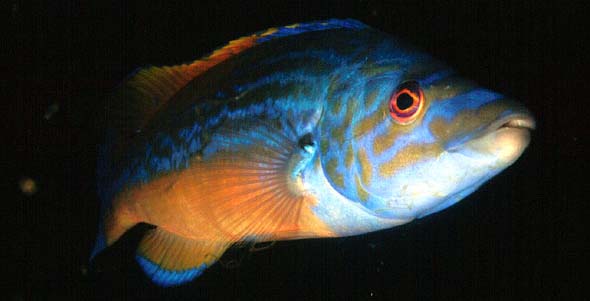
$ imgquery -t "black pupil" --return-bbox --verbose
[396,93,414,110]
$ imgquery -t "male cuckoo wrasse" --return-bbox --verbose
[91,19,535,286]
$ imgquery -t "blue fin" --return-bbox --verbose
[136,256,208,287]
[256,18,369,43]
[136,228,230,287]
[90,220,107,260]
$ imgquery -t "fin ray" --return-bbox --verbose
[136,228,230,287]
[181,120,334,242]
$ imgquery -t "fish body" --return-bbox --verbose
[92,19,534,286]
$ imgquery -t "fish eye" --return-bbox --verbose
[389,80,424,125]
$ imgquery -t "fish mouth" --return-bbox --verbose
[491,113,536,132]
[455,112,535,164]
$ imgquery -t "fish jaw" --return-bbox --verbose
[373,110,536,220]
[416,112,535,218]
[451,112,535,166]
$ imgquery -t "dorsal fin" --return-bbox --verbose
[106,19,369,139]
[107,34,262,138]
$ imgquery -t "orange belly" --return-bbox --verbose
[111,156,335,245]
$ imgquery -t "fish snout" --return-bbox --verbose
[462,105,535,165]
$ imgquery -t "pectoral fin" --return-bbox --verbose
[184,120,334,242]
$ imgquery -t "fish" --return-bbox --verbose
[91,19,535,287]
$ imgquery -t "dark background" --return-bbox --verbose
[5,0,587,299]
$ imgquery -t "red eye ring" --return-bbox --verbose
[389,80,424,125]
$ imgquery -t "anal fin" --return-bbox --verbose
[136,228,230,287]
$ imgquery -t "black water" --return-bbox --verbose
[7,1,587,299]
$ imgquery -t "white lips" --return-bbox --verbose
[501,117,536,130]
[463,114,535,165]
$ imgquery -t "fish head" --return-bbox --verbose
[319,46,535,220]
